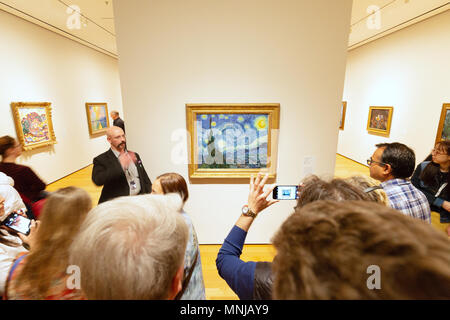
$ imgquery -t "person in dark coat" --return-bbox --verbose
[110,111,125,133]
[92,126,151,204]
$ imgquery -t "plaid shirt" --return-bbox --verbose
[381,178,431,223]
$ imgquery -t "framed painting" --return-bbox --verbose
[339,101,347,130]
[11,102,57,151]
[186,103,280,179]
[85,102,109,135]
[435,103,450,144]
[367,106,393,137]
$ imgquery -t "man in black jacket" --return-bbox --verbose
[92,126,151,203]
[110,111,125,133]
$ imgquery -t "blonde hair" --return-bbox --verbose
[69,194,189,300]
[344,175,389,206]
[15,187,92,296]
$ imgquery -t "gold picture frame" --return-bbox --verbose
[339,101,347,130]
[367,106,393,137]
[186,103,280,180]
[85,102,110,135]
[11,102,57,151]
[435,103,450,144]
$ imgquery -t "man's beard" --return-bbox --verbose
[116,142,126,150]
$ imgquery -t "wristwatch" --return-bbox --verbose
[242,205,257,218]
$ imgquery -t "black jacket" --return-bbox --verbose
[411,161,450,222]
[113,117,125,133]
[92,149,151,204]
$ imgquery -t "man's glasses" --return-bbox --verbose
[367,158,386,166]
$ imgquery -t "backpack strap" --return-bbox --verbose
[175,249,199,300]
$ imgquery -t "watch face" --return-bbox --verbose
[242,206,249,214]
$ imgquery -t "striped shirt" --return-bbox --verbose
[381,178,431,223]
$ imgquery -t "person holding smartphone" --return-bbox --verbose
[0,196,28,297]
[5,187,91,300]
[216,174,374,300]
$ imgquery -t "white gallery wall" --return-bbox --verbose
[114,0,353,243]
[0,9,123,183]
[338,9,450,165]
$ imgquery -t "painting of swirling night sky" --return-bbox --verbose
[196,113,268,169]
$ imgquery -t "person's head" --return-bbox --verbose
[420,140,450,198]
[344,175,389,206]
[106,126,126,152]
[69,194,189,300]
[0,135,22,160]
[110,111,119,120]
[152,173,189,204]
[17,187,92,295]
[0,184,26,222]
[272,200,450,299]
[295,175,372,209]
[369,142,415,182]
[431,140,450,167]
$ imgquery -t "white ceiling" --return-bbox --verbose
[0,0,449,58]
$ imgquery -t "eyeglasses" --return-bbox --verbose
[367,158,386,166]
[431,149,447,155]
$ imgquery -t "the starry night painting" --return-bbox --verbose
[186,104,280,179]
[197,113,268,169]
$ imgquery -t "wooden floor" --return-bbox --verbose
[46,154,446,300]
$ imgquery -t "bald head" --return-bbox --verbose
[107,126,126,152]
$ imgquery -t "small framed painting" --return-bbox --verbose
[11,102,57,151]
[86,102,109,135]
[339,101,347,130]
[435,103,450,144]
[367,106,393,137]
[186,103,280,179]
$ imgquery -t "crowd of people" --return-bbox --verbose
[0,128,449,300]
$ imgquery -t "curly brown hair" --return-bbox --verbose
[272,200,450,299]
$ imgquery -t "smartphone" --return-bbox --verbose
[273,185,299,200]
[2,209,31,235]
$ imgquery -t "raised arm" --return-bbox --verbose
[216,173,278,300]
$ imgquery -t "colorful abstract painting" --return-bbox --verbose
[196,113,269,169]
[85,103,109,135]
[186,104,280,179]
[18,107,50,144]
[11,102,56,151]
[367,106,393,137]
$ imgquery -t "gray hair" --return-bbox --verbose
[69,193,188,299]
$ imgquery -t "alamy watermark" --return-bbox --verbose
[66,4,86,30]
[66,265,81,290]
[366,5,381,30]
[366,265,381,290]
[170,122,278,167]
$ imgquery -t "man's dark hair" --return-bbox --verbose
[376,142,416,179]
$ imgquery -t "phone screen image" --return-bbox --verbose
[273,186,298,200]
[3,212,31,235]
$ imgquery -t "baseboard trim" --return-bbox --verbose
[336,153,369,168]
[47,163,92,186]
